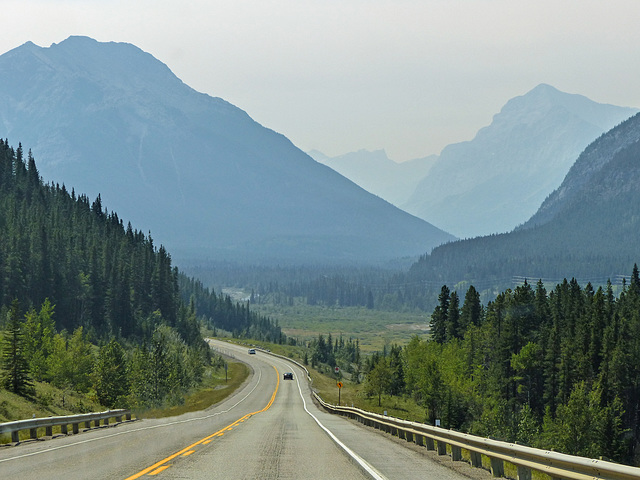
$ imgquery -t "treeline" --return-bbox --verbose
[0,140,197,343]
[184,262,436,312]
[306,333,362,376]
[1,298,214,408]
[179,275,285,343]
[406,139,640,295]
[0,139,284,406]
[361,267,640,464]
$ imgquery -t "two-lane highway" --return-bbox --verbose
[0,339,482,479]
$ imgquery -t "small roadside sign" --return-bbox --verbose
[334,366,340,374]
[337,382,343,389]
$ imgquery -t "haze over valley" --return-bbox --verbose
[3,1,640,469]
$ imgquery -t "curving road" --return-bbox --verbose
[0,339,480,479]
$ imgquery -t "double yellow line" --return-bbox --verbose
[124,366,280,479]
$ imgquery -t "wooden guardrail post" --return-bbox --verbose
[470,450,482,467]
[490,457,504,477]
[517,465,532,480]
[451,444,462,461]
[437,440,447,455]
[425,436,435,450]
[405,430,414,443]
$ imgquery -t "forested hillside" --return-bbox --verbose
[355,269,640,464]
[0,140,283,408]
[405,115,640,298]
[0,36,454,264]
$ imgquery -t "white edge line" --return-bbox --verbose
[294,375,388,480]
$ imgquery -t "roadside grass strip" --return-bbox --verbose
[124,366,279,479]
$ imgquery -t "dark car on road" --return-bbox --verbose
[283,372,294,380]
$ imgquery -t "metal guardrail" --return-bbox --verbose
[315,395,640,480]
[0,409,131,443]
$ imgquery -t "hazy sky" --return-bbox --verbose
[2,0,640,161]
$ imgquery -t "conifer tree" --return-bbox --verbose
[430,285,449,343]
[446,291,460,341]
[1,299,34,396]
[94,338,129,408]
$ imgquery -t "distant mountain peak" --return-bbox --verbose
[402,85,638,238]
[0,36,453,264]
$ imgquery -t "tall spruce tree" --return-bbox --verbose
[1,299,34,396]
[430,285,449,343]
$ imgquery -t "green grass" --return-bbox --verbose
[0,381,103,424]
[142,360,249,419]
[0,381,104,444]
[0,360,250,444]
[252,303,429,352]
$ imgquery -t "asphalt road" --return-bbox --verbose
[0,339,485,479]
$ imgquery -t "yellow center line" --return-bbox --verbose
[123,366,279,479]
[148,465,171,475]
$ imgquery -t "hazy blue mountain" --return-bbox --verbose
[308,149,438,206]
[0,36,454,264]
[407,112,640,290]
[522,111,640,229]
[402,84,638,238]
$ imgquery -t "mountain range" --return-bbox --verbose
[308,149,438,206]
[407,111,640,289]
[404,84,637,238]
[315,85,637,239]
[0,36,454,265]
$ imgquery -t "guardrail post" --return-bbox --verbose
[470,451,482,468]
[116,415,122,423]
[437,440,447,455]
[46,426,53,436]
[425,437,435,450]
[11,430,19,443]
[30,427,38,439]
[398,429,406,440]
[61,423,68,434]
[415,434,424,446]
[72,422,79,434]
[406,431,414,443]
[104,417,110,426]
[451,445,462,461]
[517,465,532,480]
[490,457,504,477]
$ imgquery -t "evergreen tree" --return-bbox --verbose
[446,291,460,341]
[430,285,449,343]
[460,285,482,331]
[1,299,34,396]
[94,338,129,408]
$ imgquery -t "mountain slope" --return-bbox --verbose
[407,112,640,288]
[309,149,438,206]
[523,111,640,229]
[402,84,637,238]
[0,36,454,264]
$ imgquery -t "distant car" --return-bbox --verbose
[248,348,256,354]
[283,372,294,380]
